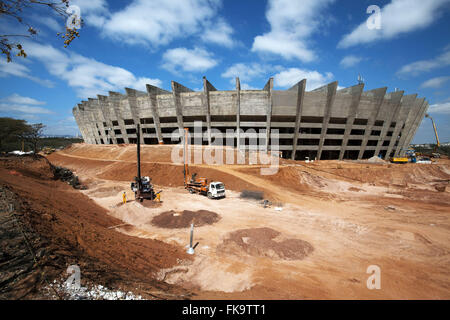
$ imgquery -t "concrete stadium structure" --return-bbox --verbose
[72,77,428,160]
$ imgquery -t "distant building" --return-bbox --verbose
[73,77,428,160]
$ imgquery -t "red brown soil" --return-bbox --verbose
[48,152,258,192]
[151,210,221,229]
[48,144,450,205]
[0,155,192,299]
[45,144,450,299]
[218,227,314,261]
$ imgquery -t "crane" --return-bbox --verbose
[425,113,441,157]
[425,113,440,148]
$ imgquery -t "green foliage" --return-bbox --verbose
[413,145,450,157]
[0,117,31,152]
[20,123,46,154]
[0,117,82,154]
[39,137,83,149]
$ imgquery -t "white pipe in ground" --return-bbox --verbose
[187,223,195,255]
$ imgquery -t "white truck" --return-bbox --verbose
[206,181,226,199]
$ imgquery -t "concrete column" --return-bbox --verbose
[76,104,87,143]
[397,98,426,156]
[403,100,428,153]
[290,79,306,160]
[203,76,217,145]
[108,91,129,143]
[88,98,108,144]
[410,102,429,147]
[394,97,421,157]
[374,90,404,157]
[385,94,416,160]
[98,94,116,144]
[236,77,241,150]
[357,87,387,160]
[146,84,170,144]
[263,78,273,152]
[407,102,429,147]
[171,81,193,134]
[72,106,87,142]
[83,100,101,144]
[78,103,90,143]
[338,84,364,160]
[125,88,144,144]
[315,81,338,160]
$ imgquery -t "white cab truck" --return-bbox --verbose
[206,182,226,199]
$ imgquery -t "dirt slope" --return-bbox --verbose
[0,155,191,299]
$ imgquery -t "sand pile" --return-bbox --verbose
[219,227,314,261]
[368,156,387,164]
[151,210,221,228]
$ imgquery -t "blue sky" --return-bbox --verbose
[0,0,449,143]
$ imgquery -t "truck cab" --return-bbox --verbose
[207,182,226,199]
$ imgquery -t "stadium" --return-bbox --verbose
[73,77,428,160]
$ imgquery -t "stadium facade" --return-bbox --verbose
[72,77,428,160]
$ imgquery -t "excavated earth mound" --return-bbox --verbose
[151,210,221,228]
[218,227,314,261]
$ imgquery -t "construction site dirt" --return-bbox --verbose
[1,143,450,299]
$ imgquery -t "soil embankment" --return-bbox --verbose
[0,155,191,299]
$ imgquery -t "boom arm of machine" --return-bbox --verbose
[425,114,440,148]
[131,124,161,202]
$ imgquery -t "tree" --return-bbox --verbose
[0,117,30,152]
[21,122,45,155]
[0,0,82,62]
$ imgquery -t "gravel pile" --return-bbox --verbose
[52,166,86,189]
[44,279,143,300]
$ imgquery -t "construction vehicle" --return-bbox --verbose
[41,147,56,155]
[390,157,409,164]
[130,124,161,202]
[183,128,226,199]
[425,113,441,158]
[405,149,417,163]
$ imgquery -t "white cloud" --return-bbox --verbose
[71,0,236,48]
[71,0,108,13]
[44,115,81,136]
[221,63,284,88]
[420,76,450,88]
[252,0,335,61]
[338,0,450,48]
[273,68,334,91]
[31,15,61,33]
[340,55,363,68]
[201,18,236,47]
[221,63,271,82]
[0,94,51,115]
[21,41,162,98]
[0,60,54,87]
[0,103,53,114]
[86,0,223,47]
[2,94,45,105]
[162,47,218,74]
[222,63,333,90]
[240,83,259,90]
[397,49,450,77]
[428,102,450,114]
